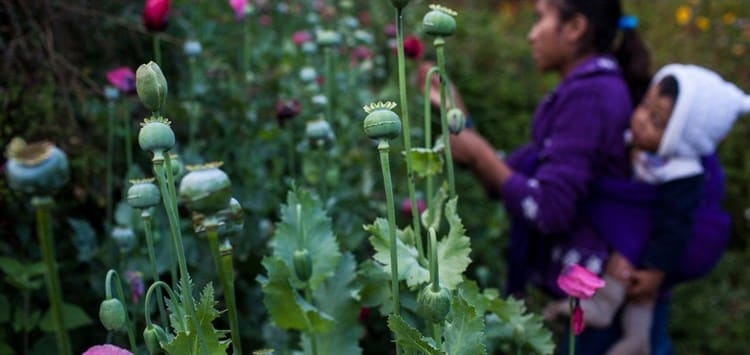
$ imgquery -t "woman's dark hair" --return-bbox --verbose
[552,0,652,103]
[657,75,679,101]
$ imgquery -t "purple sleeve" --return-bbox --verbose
[500,90,602,234]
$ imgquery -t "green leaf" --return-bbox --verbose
[387,314,444,355]
[421,185,448,231]
[271,188,342,290]
[0,257,45,291]
[39,303,92,332]
[485,297,555,355]
[67,218,98,262]
[367,218,429,288]
[408,147,444,178]
[0,341,14,355]
[357,260,392,314]
[303,253,363,355]
[13,308,40,332]
[436,197,472,290]
[443,295,487,355]
[257,257,335,333]
[162,283,231,355]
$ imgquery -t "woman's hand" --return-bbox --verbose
[627,269,665,302]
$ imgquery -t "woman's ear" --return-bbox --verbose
[562,13,589,45]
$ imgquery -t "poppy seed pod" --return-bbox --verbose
[192,197,244,238]
[143,323,168,354]
[111,226,137,253]
[305,118,335,148]
[416,284,451,323]
[127,178,161,210]
[362,101,401,140]
[136,61,168,112]
[422,5,457,37]
[179,162,232,214]
[138,117,175,154]
[447,108,466,134]
[316,29,342,47]
[5,138,69,195]
[99,298,126,331]
[293,248,313,282]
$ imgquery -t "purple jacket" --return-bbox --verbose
[502,56,633,297]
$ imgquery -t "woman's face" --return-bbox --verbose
[528,0,573,73]
[630,84,674,152]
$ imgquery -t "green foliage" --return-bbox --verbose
[443,295,487,355]
[388,314,443,355]
[162,283,230,355]
[409,147,444,178]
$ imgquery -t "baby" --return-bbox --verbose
[545,64,750,355]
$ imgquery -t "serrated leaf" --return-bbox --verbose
[444,295,487,355]
[162,283,231,355]
[367,218,429,288]
[257,257,335,333]
[421,185,448,231]
[302,253,363,355]
[39,303,92,332]
[271,188,341,290]
[408,147,444,178]
[435,198,471,290]
[388,314,444,355]
[358,260,393,314]
[486,297,554,355]
[0,257,45,291]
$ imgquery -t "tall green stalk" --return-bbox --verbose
[220,243,242,355]
[33,196,71,355]
[428,228,442,348]
[151,152,209,353]
[141,209,167,324]
[153,35,162,66]
[324,48,334,125]
[568,298,576,355]
[205,222,242,355]
[122,104,133,176]
[395,7,424,263]
[378,140,400,317]
[106,102,115,235]
[422,66,440,222]
[105,270,137,350]
[435,37,456,197]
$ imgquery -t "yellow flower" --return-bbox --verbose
[675,6,692,26]
[722,12,737,25]
[696,16,711,32]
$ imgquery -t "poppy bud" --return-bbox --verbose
[99,298,126,331]
[293,248,313,282]
[143,0,171,32]
[416,284,451,323]
[143,323,168,354]
[447,108,465,134]
[136,61,168,112]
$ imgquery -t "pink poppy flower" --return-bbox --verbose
[292,31,312,46]
[572,302,585,335]
[143,0,171,32]
[384,23,397,38]
[229,0,248,20]
[556,264,605,299]
[106,67,136,94]
[403,36,424,60]
[351,45,373,66]
[400,198,426,217]
[83,344,133,355]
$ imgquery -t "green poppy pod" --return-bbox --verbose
[316,29,342,47]
[179,162,232,214]
[422,5,457,37]
[99,298,126,331]
[305,118,335,148]
[127,178,160,209]
[111,226,137,253]
[416,284,451,323]
[138,117,175,154]
[143,323,168,354]
[5,139,69,196]
[192,197,244,238]
[447,108,466,134]
[362,101,401,141]
[293,248,313,282]
[136,61,168,111]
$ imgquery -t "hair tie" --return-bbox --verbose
[619,15,639,30]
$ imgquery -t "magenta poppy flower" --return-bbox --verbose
[572,302,585,335]
[384,23,397,38]
[403,36,425,61]
[556,264,605,299]
[292,31,312,46]
[106,67,136,94]
[83,344,133,355]
[229,0,248,20]
[275,100,301,126]
[125,271,145,304]
[143,0,171,32]
[351,45,373,65]
[400,198,426,217]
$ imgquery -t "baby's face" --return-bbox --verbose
[630,85,675,152]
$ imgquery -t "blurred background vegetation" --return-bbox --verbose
[1,0,749,353]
